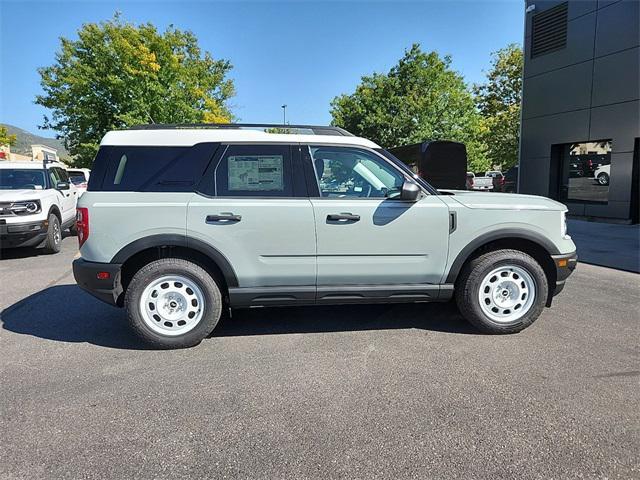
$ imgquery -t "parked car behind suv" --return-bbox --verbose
[73,124,577,349]
[0,161,78,253]
[67,168,91,194]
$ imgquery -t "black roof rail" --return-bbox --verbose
[125,123,354,137]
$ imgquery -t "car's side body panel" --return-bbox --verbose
[311,196,450,285]
[186,196,317,287]
[77,192,192,262]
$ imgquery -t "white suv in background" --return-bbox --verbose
[68,168,91,194]
[0,161,78,253]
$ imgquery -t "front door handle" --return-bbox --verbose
[327,213,360,222]
[206,213,242,224]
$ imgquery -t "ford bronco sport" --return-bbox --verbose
[72,124,577,349]
[1,160,78,253]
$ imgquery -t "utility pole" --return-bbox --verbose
[281,104,287,125]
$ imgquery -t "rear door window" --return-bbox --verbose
[213,144,299,197]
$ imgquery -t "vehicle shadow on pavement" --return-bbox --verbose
[216,301,478,337]
[1,285,477,349]
[0,284,149,350]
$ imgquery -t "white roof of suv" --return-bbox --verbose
[101,125,381,149]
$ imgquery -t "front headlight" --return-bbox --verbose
[561,211,569,238]
[11,200,41,215]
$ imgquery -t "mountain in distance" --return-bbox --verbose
[1,123,69,159]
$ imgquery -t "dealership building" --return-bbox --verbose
[519,0,639,223]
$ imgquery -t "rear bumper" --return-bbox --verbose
[0,219,48,248]
[551,251,578,296]
[73,258,123,306]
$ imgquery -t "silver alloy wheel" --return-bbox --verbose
[53,220,61,244]
[478,265,536,323]
[139,275,206,336]
[598,173,609,185]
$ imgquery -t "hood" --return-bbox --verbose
[440,190,567,211]
[0,189,47,202]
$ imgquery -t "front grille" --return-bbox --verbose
[531,2,568,58]
[0,203,14,217]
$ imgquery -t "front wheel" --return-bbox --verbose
[42,214,62,254]
[125,258,223,349]
[455,249,548,334]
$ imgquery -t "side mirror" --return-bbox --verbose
[56,182,70,190]
[400,180,420,202]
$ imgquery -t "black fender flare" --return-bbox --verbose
[445,228,560,284]
[111,234,239,287]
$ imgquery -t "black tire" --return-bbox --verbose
[597,172,609,186]
[42,213,62,254]
[125,258,222,349]
[455,249,548,334]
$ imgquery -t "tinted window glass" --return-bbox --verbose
[55,168,69,182]
[90,143,219,192]
[215,144,293,197]
[556,140,612,203]
[310,146,405,198]
[0,169,47,190]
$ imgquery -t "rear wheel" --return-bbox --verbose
[125,258,222,349]
[597,172,610,186]
[455,249,548,334]
[42,214,62,254]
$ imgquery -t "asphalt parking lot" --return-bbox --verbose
[1,237,639,479]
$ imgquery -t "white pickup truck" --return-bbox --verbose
[467,172,494,191]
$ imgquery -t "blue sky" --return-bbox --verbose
[0,0,524,138]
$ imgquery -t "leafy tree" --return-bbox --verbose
[473,44,523,170]
[0,125,17,147]
[36,14,235,167]
[330,44,490,171]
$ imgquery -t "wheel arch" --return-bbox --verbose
[446,229,559,305]
[48,204,62,223]
[112,234,239,306]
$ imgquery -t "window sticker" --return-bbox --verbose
[227,155,284,191]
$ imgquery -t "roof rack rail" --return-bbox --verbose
[126,123,354,137]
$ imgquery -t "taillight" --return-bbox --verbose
[76,207,89,248]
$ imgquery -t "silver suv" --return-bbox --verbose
[72,124,577,349]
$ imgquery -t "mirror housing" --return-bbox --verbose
[56,182,70,190]
[400,181,420,202]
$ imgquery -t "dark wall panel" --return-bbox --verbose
[520,156,552,196]
[521,109,590,158]
[522,61,593,118]
[585,201,631,219]
[525,0,597,37]
[589,100,640,153]
[592,47,640,107]
[595,0,640,57]
[607,152,635,202]
[524,12,596,78]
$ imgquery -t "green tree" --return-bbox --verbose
[36,14,235,167]
[0,125,17,147]
[330,44,490,171]
[473,44,523,170]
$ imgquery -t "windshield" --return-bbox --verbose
[0,169,47,190]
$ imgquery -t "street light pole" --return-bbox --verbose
[281,104,287,125]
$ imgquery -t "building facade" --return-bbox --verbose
[520,0,639,223]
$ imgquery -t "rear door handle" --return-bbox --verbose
[206,213,242,223]
[327,213,360,222]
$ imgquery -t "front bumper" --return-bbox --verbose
[551,251,578,296]
[0,218,48,248]
[73,258,123,306]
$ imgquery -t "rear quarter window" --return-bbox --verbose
[87,143,220,192]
